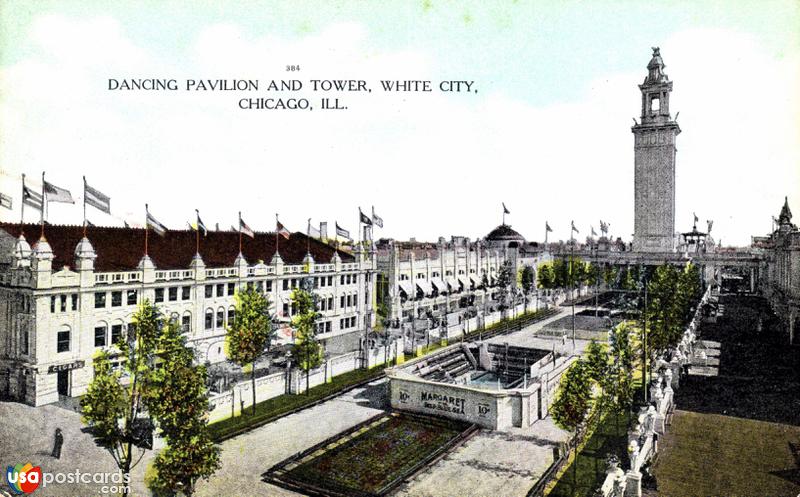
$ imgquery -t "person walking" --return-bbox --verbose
[51,428,63,459]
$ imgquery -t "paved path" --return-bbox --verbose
[0,400,153,496]
[194,378,389,497]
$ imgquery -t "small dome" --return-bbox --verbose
[13,235,31,260]
[485,224,525,242]
[74,237,96,259]
[33,238,53,259]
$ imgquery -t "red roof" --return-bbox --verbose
[1,223,353,272]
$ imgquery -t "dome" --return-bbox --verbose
[32,238,53,259]
[74,237,97,259]
[485,224,525,242]
[13,235,31,260]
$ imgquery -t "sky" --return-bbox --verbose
[1,0,798,246]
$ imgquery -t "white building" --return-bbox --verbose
[0,223,375,406]
[375,225,550,337]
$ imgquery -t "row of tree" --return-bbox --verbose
[537,257,600,290]
[82,279,326,495]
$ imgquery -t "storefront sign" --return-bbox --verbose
[48,361,85,373]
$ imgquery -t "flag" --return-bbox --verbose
[706,220,714,233]
[0,192,12,210]
[319,221,328,240]
[44,180,74,204]
[371,206,383,228]
[359,208,372,226]
[502,203,510,215]
[84,178,110,214]
[124,220,130,228]
[240,217,255,238]
[545,222,553,233]
[591,226,597,237]
[277,220,290,239]
[571,221,579,234]
[307,218,321,238]
[693,212,699,224]
[600,220,609,234]
[146,209,167,236]
[335,222,351,240]
[86,219,96,228]
[22,183,43,211]
[194,210,207,236]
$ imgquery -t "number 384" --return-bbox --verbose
[286,65,300,71]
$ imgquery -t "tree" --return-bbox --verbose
[496,260,514,311]
[147,320,220,496]
[537,262,555,290]
[647,264,681,356]
[226,287,274,415]
[291,281,324,394]
[520,265,535,295]
[606,322,636,430]
[550,359,593,434]
[82,300,162,494]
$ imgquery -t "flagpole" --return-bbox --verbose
[20,174,26,231]
[82,176,88,236]
[275,213,280,259]
[571,220,575,349]
[40,172,46,239]
[306,218,311,256]
[238,211,243,255]
[145,204,150,256]
[195,209,200,255]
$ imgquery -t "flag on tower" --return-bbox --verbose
[591,226,597,237]
[545,221,553,232]
[84,178,111,214]
[146,208,167,236]
[335,222,351,240]
[693,212,699,224]
[307,218,321,238]
[502,203,510,215]
[571,221,579,234]
[239,216,255,238]
[44,180,74,204]
[276,219,291,239]
[22,182,43,211]
[371,206,384,228]
[600,220,609,234]
[359,208,372,226]
[192,210,207,236]
[0,192,12,210]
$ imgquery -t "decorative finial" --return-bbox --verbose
[652,47,660,56]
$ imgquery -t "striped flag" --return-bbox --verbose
[84,178,111,214]
[44,180,74,204]
[22,183,43,211]
[0,192,12,210]
[146,209,167,236]
[240,216,255,238]
[371,206,383,228]
[335,222,351,240]
[195,210,207,236]
[276,220,290,239]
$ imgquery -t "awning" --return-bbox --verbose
[469,275,481,287]
[397,280,413,297]
[458,276,471,290]
[447,278,461,293]
[431,278,448,293]
[416,280,434,296]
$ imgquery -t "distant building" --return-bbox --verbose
[375,225,549,335]
[753,197,799,345]
[632,47,681,252]
[0,223,375,406]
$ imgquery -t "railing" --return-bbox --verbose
[154,270,193,281]
[95,272,142,285]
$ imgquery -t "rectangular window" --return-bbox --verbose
[327,276,333,286]
[57,330,70,353]
[216,284,224,297]
[216,310,224,328]
[340,275,345,285]
[340,296,345,308]
[71,294,78,311]
[94,327,107,347]
[291,279,298,288]
[283,279,289,291]
[127,290,137,306]
[325,322,331,333]
[328,297,333,310]
[182,286,191,300]
[182,315,191,333]
[111,324,123,345]
[112,291,122,307]
[168,287,178,302]
[20,329,29,355]
[154,288,164,303]
[256,281,264,292]
[205,285,213,298]
[94,292,106,308]
[228,309,236,326]
[266,281,273,292]
[60,294,67,312]
[51,296,56,313]
[228,283,235,295]
[283,303,289,316]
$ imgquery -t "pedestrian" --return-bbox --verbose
[51,428,63,459]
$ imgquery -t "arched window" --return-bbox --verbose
[228,306,236,326]
[205,309,214,330]
[111,319,125,347]
[181,311,192,334]
[94,321,108,348]
[57,325,71,353]
[216,307,225,329]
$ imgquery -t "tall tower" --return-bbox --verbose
[632,47,681,252]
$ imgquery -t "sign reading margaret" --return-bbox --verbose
[420,391,466,415]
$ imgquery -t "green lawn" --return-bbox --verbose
[278,413,473,496]
[547,411,630,497]
[207,366,384,442]
[653,410,800,497]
